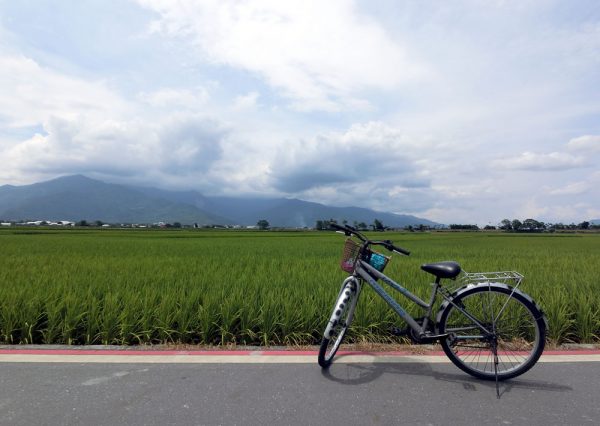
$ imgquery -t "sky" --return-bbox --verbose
[0,0,599,225]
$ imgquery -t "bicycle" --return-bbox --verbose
[318,223,547,392]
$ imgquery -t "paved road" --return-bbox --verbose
[0,355,598,426]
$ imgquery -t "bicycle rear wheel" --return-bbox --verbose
[437,284,546,380]
[318,279,360,368]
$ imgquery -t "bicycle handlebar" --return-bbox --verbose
[329,222,410,256]
[330,222,363,238]
[380,239,411,256]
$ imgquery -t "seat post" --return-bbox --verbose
[421,277,442,335]
[430,277,441,305]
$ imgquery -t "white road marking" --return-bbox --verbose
[82,370,131,385]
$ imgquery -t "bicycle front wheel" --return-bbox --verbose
[437,284,546,381]
[318,279,360,368]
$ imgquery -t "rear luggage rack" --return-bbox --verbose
[461,271,524,285]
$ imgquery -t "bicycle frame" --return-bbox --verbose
[354,259,492,338]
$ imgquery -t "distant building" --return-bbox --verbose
[38,220,75,226]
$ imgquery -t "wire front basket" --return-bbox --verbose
[340,239,361,273]
[339,239,391,273]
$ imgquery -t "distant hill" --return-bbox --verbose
[0,175,441,227]
[131,185,439,228]
[0,175,227,224]
[591,219,600,225]
[207,198,439,228]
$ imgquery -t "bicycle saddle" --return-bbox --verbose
[420,261,461,279]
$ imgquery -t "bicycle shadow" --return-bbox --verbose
[320,354,572,398]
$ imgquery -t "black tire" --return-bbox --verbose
[437,284,546,381]
[318,280,360,368]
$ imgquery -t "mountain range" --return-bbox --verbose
[0,175,440,228]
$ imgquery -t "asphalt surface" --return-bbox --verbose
[0,358,598,426]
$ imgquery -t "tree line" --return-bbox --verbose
[315,219,386,231]
[314,218,598,232]
[498,219,595,232]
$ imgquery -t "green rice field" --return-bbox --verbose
[0,228,598,346]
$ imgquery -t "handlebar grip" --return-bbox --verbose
[383,240,410,256]
[329,223,346,231]
[329,222,353,237]
[393,246,410,256]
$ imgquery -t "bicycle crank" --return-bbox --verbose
[414,332,452,344]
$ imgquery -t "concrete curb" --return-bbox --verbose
[0,348,599,363]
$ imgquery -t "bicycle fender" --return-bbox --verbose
[435,282,547,328]
[323,277,359,340]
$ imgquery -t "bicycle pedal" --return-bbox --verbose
[389,326,409,336]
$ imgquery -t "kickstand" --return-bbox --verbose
[492,344,500,399]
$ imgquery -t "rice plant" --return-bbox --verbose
[0,228,598,345]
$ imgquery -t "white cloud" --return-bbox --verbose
[139,87,209,108]
[233,91,260,110]
[137,0,424,111]
[567,135,600,152]
[0,30,251,188]
[0,52,133,182]
[1,2,600,225]
[3,113,228,186]
[0,85,273,196]
[548,170,600,196]
[519,197,550,221]
[0,54,130,128]
[492,151,588,171]
[0,52,229,187]
[537,203,599,224]
[266,121,437,211]
[549,181,591,196]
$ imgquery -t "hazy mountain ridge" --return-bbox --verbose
[0,175,225,224]
[0,175,440,227]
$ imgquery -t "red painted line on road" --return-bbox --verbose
[0,349,439,356]
[0,350,255,356]
[340,350,600,356]
[540,350,600,356]
[252,350,441,356]
[0,348,598,356]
